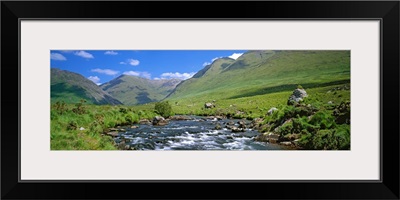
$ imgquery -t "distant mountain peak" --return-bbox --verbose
[51,68,122,105]
[101,75,182,105]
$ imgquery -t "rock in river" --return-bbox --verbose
[106,131,119,137]
[139,119,152,125]
[153,116,169,126]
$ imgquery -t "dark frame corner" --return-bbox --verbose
[1,1,399,199]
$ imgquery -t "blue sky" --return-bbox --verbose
[50,50,246,85]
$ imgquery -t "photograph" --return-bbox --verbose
[2,0,398,199]
[51,50,351,150]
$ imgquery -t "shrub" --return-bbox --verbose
[89,121,103,134]
[94,114,104,125]
[278,122,293,136]
[72,99,87,115]
[298,125,350,150]
[297,85,304,89]
[125,113,139,123]
[52,101,67,114]
[155,101,173,118]
[119,107,128,114]
[67,120,78,130]
[309,110,336,129]
[334,124,350,150]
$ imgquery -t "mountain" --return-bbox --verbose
[100,75,181,105]
[51,68,122,105]
[166,50,350,102]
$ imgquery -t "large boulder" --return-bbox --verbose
[204,102,215,109]
[288,88,308,105]
[152,116,169,126]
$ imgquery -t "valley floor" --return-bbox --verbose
[51,83,350,150]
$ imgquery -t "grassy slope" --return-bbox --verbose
[136,84,350,118]
[51,68,122,105]
[166,50,350,110]
[101,75,181,105]
[51,50,351,150]
[51,103,157,150]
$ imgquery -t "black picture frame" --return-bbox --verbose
[1,1,399,199]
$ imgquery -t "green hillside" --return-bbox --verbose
[101,75,181,105]
[167,50,350,102]
[51,50,351,150]
[51,68,122,105]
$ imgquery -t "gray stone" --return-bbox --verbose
[238,121,247,129]
[139,119,151,125]
[267,107,278,115]
[152,116,169,126]
[204,102,215,109]
[215,123,222,130]
[288,88,308,105]
[231,127,245,133]
[280,141,293,146]
[106,131,119,137]
[255,132,280,143]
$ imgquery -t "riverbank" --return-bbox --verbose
[51,84,350,150]
[50,102,157,150]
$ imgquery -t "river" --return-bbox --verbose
[114,116,294,150]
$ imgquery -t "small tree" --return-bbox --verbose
[155,101,173,118]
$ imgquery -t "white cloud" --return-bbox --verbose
[153,77,161,80]
[127,59,140,66]
[91,68,119,76]
[51,53,67,61]
[87,76,100,84]
[123,71,151,79]
[60,50,74,53]
[119,62,127,65]
[160,72,196,80]
[204,53,243,66]
[228,53,243,60]
[203,62,211,67]
[212,57,222,62]
[104,51,118,55]
[74,51,94,59]
[123,71,139,76]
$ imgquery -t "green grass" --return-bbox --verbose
[167,51,350,101]
[129,83,351,150]
[50,102,157,150]
[51,83,350,150]
[51,50,351,150]
[165,83,349,118]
